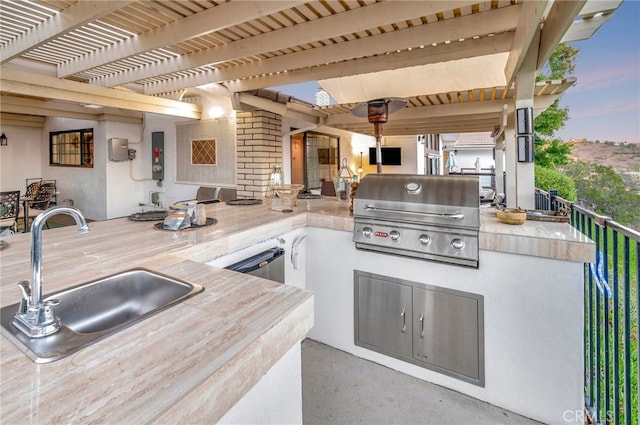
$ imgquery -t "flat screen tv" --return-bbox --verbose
[369,147,402,166]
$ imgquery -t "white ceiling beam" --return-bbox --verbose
[0,67,201,119]
[0,99,144,124]
[335,117,502,136]
[1,1,133,64]
[144,6,518,96]
[577,0,623,17]
[538,0,586,69]
[0,112,46,128]
[504,0,549,87]
[58,1,304,78]
[223,33,511,95]
[561,12,616,42]
[90,0,483,88]
[325,98,512,126]
[0,96,144,123]
[237,93,323,124]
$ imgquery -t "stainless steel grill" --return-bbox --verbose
[353,174,480,267]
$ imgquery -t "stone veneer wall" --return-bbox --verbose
[236,110,283,198]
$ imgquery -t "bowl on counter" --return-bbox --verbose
[265,184,304,211]
[496,208,527,225]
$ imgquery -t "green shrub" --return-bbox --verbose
[534,164,576,201]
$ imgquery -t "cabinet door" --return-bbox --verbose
[412,287,481,381]
[355,273,413,359]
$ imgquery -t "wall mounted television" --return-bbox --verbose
[369,147,402,166]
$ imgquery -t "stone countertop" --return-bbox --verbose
[478,207,595,263]
[0,198,593,424]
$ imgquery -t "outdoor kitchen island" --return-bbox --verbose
[0,198,593,424]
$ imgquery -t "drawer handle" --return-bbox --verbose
[418,313,424,338]
[400,308,406,333]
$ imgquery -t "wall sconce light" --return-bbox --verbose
[357,152,364,177]
[0,132,7,146]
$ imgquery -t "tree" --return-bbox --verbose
[537,44,579,81]
[533,43,579,164]
[563,161,640,227]
[533,43,578,196]
[534,138,572,168]
[534,164,576,201]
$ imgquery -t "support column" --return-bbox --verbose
[507,29,540,209]
[236,110,283,198]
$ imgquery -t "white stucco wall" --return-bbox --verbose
[0,125,43,191]
[305,227,584,425]
[43,118,107,220]
[218,342,303,425]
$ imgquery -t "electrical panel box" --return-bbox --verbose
[109,138,129,161]
[151,132,164,181]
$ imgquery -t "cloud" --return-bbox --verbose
[571,63,640,93]
[570,97,640,118]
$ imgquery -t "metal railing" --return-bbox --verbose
[535,189,639,424]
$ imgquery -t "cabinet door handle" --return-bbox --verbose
[418,313,424,338]
[400,308,406,333]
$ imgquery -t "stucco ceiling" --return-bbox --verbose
[0,0,622,135]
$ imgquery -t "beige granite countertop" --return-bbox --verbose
[0,198,593,424]
[479,207,595,263]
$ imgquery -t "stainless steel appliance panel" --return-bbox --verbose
[224,247,285,284]
[412,287,482,381]
[352,174,480,267]
[353,270,485,386]
[354,174,480,208]
[355,273,413,359]
[353,219,479,267]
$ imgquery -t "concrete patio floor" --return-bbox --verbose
[302,339,542,425]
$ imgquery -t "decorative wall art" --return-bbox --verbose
[191,139,217,165]
[176,119,236,185]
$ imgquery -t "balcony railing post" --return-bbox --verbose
[623,236,632,425]
[603,227,610,421]
[549,189,558,211]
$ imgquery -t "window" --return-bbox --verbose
[50,128,94,167]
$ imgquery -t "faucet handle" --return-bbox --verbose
[17,280,31,314]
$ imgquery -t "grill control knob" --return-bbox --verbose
[362,227,373,238]
[389,230,400,241]
[451,238,466,250]
[418,234,431,245]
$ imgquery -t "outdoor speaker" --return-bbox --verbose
[518,135,534,162]
[516,107,533,135]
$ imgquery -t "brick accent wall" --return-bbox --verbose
[236,110,283,198]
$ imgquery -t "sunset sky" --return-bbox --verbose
[555,0,640,144]
[272,1,639,144]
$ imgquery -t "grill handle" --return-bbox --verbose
[363,205,465,220]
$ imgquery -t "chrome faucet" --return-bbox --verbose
[12,206,89,338]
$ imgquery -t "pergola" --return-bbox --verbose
[0,0,622,207]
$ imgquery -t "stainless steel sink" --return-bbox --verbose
[0,268,204,363]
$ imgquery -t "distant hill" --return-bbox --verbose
[567,139,640,173]
[565,139,640,196]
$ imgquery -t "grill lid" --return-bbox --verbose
[355,174,479,206]
[354,174,480,229]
